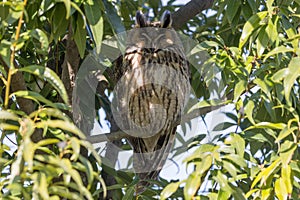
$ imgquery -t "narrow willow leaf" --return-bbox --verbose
[244,100,255,124]
[284,57,300,102]
[276,126,297,143]
[0,110,19,121]
[188,99,231,113]
[79,155,94,189]
[275,178,287,200]
[246,122,286,131]
[60,0,71,19]
[272,68,289,82]
[239,11,268,49]
[282,16,298,49]
[265,17,278,45]
[35,120,85,139]
[19,65,69,104]
[122,185,135,200]
[0,123,19,131]
[30,29,49,54]
[184,172,201,200]
[161,182,181,200]
[264,46,294,62]
[266,0,274,16]
[223,154,247,168]
[74,14,86,58]
[282,165,292,195]
[12,90,57,108]
[261,188,272,200]
[196,154,213,174]
[84,0,104,54]
[226,0,241,23]
[234,79,247,101]
[280,141,297,166]
[70,137,80,161]
[103,0,125,34]
[225,133,245,157]
[251,158,281,188]
[257,26,269,57]
[29,108,70,121]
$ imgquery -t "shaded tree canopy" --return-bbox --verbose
[0,0,300,199]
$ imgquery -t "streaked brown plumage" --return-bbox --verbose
[112,10,190,193]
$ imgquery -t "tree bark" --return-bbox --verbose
[172,0,214,30]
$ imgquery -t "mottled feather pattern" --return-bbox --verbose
[112,10,190,193]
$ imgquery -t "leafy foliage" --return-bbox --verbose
[0,0,300,199]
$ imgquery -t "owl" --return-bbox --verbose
[111,10,190,193]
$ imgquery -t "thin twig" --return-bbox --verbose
[4,0,28,108]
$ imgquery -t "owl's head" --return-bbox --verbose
[126,10,182,52]
[135,10,172,28]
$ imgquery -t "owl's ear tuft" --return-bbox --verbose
[160,10,172,28]
[135,11,147,27]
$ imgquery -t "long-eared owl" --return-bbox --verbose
[112,10,190,193]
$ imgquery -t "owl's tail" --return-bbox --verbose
[133,126,177,195]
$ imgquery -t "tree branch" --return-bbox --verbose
[86,104,226,144]
[172,0,214,30]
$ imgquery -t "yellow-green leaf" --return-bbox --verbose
[19,65,69,105]
[239,11,268,49]
[184,172,201,200]
[161,182,181,200]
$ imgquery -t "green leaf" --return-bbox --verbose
[84,0,104,54]
[35,120,85,139]
[19,65,69,105]
[196,154,212,174]
[282,16,298,49]
[30,29,49,54]
[264,46,294,62]
[161,182,181,200]
[213,122,236,131]
[52,4,69,41]
[265,17,278,45]
[244,99,255,124]
[0,110,19,121]
[251,158,281,188]
[234,79,247,101]
[282,165,292,195]
[246,122,286,131]
[272,68,290,82]
[62,0,71,18]
[103,0,125,34]
[0,39,11,67]
[74,14,86,58]
[275,178,288,200]
[78,155,94,189]
[122,185,135,200]
[280,141,297,166]
[284,57,300,102]
[276,126,297,142]
[226,0,241,23]
[223,154,247,168]
[11,90,57,108]
[217,189,231,200]
[70,137,80,161]
[257,26,269,57]
[266,0,274,16]
[184,172,201,200]
[225,133,245,157]
[188,99,231,113]
[239,11,268,49]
